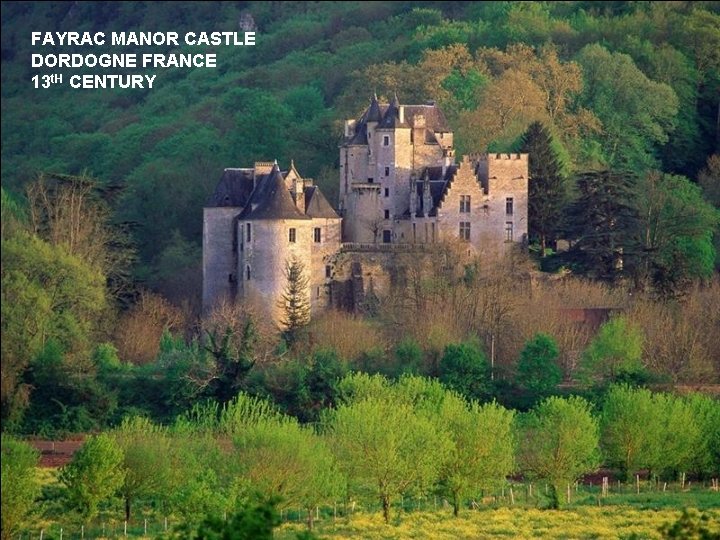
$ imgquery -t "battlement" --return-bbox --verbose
[254,161,275,174]
[464,153,528,162]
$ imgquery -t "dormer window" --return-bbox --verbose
[289,228,297,243]
[383,135,390,146]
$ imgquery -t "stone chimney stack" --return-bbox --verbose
[294,177,305,213]
[442,148,454,177]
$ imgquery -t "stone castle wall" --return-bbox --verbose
[203,207,240,311]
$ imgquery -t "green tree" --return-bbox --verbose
[1,435,40,540]
[235,418,343,530]
[297,348,348,422]
[328,394,450,523]
[438,395,515,516]
[203,321,257,404]
[279,256,311,345]
[59,433,125,522]
[576,44,679,170]
[564,170,641,282]
[600,385,663,481]
[637,172,719,295]
[112,416,172,521]
[520,122,567,255]
[393,338,424,375]
[685,393,720,478]
[518,396,600,509]
[516,333,562,398]
[439,341,492,401]
[654,393,702,479]
[1,231,107,425]
[581,317,645,384]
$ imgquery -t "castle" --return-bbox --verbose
[203,95,529,323]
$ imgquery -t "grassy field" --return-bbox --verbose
[277,505,720,540]
[25,469,720,539]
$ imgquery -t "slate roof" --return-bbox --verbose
[206,168,255,207]
[304,186,340,219]
[378,94,407,129]
[344,96,452,144]
[402,165,459,218]
[238,164,310,220]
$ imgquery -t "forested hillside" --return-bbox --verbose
[2,1,718,281]
[2,1,720,435]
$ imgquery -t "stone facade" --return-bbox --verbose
[203,161,341,322]
[203,96,529,323]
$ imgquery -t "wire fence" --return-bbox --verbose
[16,478,719,539]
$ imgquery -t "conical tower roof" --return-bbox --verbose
[239,163,310,220]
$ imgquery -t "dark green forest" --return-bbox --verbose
[2,1,720,435]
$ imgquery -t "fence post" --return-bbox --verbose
[636,474,640,494]
[59,528,63,540]
[567,483,571,504]
[509,487,514,505]
[144,519,147,536]
[164,517,168,532]
[124,520,127,537]
[81,524,84,539]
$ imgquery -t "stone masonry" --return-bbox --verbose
[203,96,529,323]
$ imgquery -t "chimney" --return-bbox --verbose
[294,177,305,213]
[441,148,454,177]
[399,106,404,124]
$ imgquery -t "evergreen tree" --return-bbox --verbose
[564,170,641,282]
[517,333,562,398]
[520,122,567,256]
[279,256,311,345]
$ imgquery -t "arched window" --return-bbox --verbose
[246,265,251,280]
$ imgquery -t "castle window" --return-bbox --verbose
[384,188,389,198]
[246,265,251,280]
[383,230,391,243]
[460,195,471,213]
[325,265,332,278]
[246,223,251,242]
[506,197,514,215]
[383,135,389,146]
[314,227,321,243]
[459,222,471,241]
[368,177,374,183]
[384,210,390,219]
[316,287,321,299]
[505,222,514,242]
[385,167,390,176]
[229,273,236,283]
[289,228,296,243]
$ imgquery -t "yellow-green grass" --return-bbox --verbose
[28,468,720,539]
[277,506,720,540]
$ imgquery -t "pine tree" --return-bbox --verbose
[520,122,567,256]
[279,256,310,344]
[564,170,641,282]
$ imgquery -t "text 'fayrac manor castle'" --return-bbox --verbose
[203,95,529,324]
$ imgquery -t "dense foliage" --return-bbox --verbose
[2,7,720,524]
[4,379,718,538]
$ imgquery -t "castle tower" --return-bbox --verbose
[340,95,454,243]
